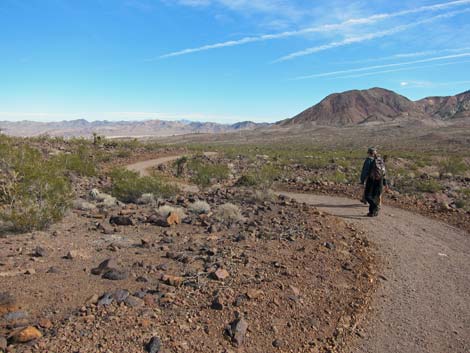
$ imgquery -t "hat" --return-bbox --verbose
[367,147,377,154]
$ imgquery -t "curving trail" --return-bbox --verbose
[128,155,470,353]
[281,192,470,353]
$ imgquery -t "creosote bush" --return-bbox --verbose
[187,157,230,188]
[109,168,178,203]
[0,138,72,232]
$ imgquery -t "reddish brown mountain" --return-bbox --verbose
[278,88,470,127]
[417,90,470,120]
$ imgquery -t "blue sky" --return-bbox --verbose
[1,0,469,123]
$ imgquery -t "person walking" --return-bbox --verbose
[360,147,387,217]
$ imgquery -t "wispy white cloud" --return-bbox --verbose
[400,79,470,88]
[343,47,470,64]
[275,8,470,62]
[329,59,470,79]
[294,53,470,79]
[156,0,470,59]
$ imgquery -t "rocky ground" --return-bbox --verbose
[164,153,470,234]
[0,171,376,353]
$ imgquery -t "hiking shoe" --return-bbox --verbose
[366,213,374,217]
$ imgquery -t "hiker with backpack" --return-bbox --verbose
[360,147,388,217]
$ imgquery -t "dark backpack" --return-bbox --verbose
[371,157,386,180]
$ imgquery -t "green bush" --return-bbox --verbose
[187,158,230,188]
[439,157,468,176]
[236,164,282,188]
[109,168,178,203]
[0,140,72,232]
[52,144,96,176]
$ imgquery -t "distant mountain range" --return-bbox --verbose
[0,119,270,138]
[278,88,470,127]
[2,88,469,137]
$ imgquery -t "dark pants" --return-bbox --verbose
[364,178,383,215]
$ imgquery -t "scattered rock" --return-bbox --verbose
[211,296,224,310]
[97,293,114,307]
[225,318,248,347]
[102,269,128,281]
[212,268,230,281]
[110,216,133,226]
[38,318,53,329]
[145,336,162,353]
[125,296,144,308]
[65,250,89,260]
[0,292,18,315]
[167,212,180,226]
[272,339,283,348]
[91,258,117,275]
[33,246,47,257]
[246,289,264,300]
[9,326,42,343]
[112,289,130,303]
[162,275,184,287]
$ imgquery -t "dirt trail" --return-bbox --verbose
[127,155,470,353]
[126,152,217,177]
[282,192,470,353]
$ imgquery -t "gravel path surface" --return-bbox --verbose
[281,192,470,353]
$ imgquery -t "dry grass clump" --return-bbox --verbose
[157,205,187,219]
[215,203,245,223]
[188,200,211,214]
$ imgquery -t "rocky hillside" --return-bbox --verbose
[278,88,470,127]
[417,90,470,120]
[0,119,269,138]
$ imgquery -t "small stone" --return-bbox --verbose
[226,318,248,347]
[46,267,60,274]
[24,268,36,275]
[91,258,117,275]
[211,296,224,310]
[33,247,47,257]
[97,293,114,307]
[246,289,264,300]
[110,215,133,226]
[146,336,162,353]
[112,289,130,303]
[125,296,145,308]
[38,319,53,329]
[162,275,184,287]
[212,268,229,281]
[272,339,283,348]
[85,294,99,305]
[9,326,42,343]
[65,250,88,260]
[289,285,300,296]
[102,269,128,281]
[167,212,180,226]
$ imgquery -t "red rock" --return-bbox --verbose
[10,326,42,343]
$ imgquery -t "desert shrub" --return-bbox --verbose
[137,193,156,205]
[174,156,188,177]
[157,205,186,219]
[188,159,230,188]
[109,168,178,203]
[454,199,468,210]
[415,179,443,193]
[52,144,96,176]
[215,203,245,223]
[235,174,258,187]
[0,141,72,232]
[439,157,468,176]
[188,200,211,214]
[236,164,282,188]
